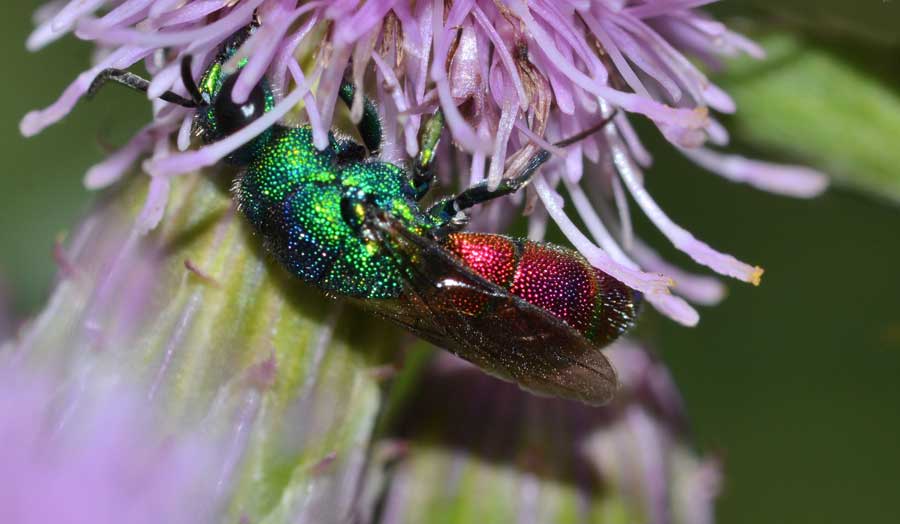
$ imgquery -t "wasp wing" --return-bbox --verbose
[359,213,618,406]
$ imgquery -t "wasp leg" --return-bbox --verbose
[408,109,445,201]
[426,111,619,229]
[408,26,459,201]
[339,81,382,155]
[332,137,368,167]
[427,149,551,230]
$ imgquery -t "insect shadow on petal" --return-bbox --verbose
[85,22,642,406]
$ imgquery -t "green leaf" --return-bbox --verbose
[716,32,900,202]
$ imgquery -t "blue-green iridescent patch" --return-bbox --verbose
[235,126,439,299]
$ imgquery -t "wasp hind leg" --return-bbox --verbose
[426,149,552,231]
[426,111,619,231]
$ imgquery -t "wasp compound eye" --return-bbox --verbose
[212,74,267,137]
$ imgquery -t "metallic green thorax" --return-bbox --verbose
[235,126,439,298]
[193,50,438,297]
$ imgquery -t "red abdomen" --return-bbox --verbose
[442,233,642,345]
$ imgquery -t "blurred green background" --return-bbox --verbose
[1,2,898,524]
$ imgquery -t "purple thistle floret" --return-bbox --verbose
[22,0,827,325]
[0,364,220,524]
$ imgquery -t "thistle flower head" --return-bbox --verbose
[7,3,826,522]
[22,0,828,326]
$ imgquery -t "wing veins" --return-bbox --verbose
[373,218,617,402]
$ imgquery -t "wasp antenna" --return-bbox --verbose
[88,67,197,108]
[553,109,620,148]
[180,55,205,107]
